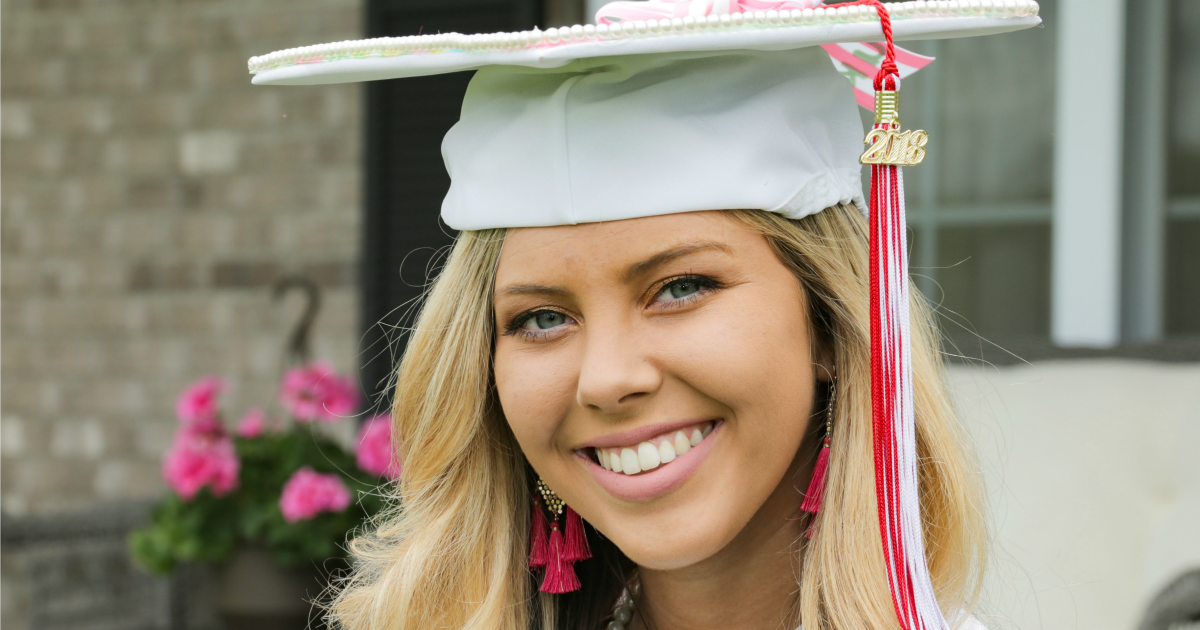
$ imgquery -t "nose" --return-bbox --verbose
[575,321,662,413]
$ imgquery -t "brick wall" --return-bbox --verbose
[1,0,364,516]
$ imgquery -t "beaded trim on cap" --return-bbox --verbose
[248,0,1040,82]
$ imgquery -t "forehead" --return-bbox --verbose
[495,211,754,281]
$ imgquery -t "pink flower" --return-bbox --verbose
[236,407,266,438]
[356,416,402,479]
[175,376,226,429]
[279,467,352,523]
[162,424,239,500]
[278,362,358,423]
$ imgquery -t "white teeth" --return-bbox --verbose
[621,448,641,474]
[674,431,692,456]
[658,439,676,464]
[597,422,715,476]
[637,442,661,471]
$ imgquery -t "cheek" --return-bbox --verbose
[494,344,580,453]
[658,289,814,425]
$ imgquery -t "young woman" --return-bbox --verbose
[248,2,1043,628]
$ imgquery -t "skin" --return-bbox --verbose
[493,211,832,630]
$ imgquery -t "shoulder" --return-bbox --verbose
[957,615,990,630]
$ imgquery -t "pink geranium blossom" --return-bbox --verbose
[278,362,358,423]
[175,376,226,429]
[355,416,401,479]
[279,467,352,523]
[162,424,239,500]
[236,407,266,438]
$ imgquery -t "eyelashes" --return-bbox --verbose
[504,309,573,340]
[501,274,723,342]
[650,274,719,306]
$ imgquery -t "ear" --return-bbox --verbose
[812,338,836,383]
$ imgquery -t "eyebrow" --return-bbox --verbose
[498,283,572,298]
[622,240,731,282]
[496,240,731,298]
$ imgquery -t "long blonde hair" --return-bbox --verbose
[328,205,987,630]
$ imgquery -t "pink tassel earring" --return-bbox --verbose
[563,506,591,561]
[532,478,591,593]
[801,377,836,538]
[529,496,550,569]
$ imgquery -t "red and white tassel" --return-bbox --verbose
[846,1,948,629]
[870,147,946,630]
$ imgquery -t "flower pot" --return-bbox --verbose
[217,547,328,630]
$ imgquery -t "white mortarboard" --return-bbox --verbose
[249,2,1041,628]
[250,1,1039,232]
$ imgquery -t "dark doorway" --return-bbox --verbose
[360,0,544,409]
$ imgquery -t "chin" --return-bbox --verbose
[593,485,754,571]
[608,516,739,571]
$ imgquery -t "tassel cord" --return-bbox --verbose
[846,1,947,627]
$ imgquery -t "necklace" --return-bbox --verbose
[606,585,639,630]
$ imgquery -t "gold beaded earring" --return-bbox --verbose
[800,377,835,537]
[529,478,591,593]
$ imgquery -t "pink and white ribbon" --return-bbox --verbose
[595,0,934,109]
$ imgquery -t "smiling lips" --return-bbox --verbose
[593,421,715,476]
[577,419,722,502]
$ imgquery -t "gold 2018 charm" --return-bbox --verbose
[859,88,929,166]
[860,128,929,165]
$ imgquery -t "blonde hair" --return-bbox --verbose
[328,205,987,630]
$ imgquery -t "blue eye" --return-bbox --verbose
[522,310,569,330]
[653,276,715,304]
[665,280,701,299]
